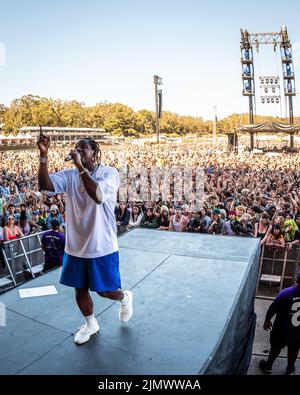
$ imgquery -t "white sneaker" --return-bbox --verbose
[119,290,133,323]
[74,322,100,344]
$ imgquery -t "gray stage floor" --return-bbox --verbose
[0,229,260,375]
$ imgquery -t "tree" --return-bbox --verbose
[136,109,156,135]
[31,98,62,126]
[103,103,140,137]
[0,103,6,122]
[160,111,180,134]
[2,94,298,137]
[58,100,86,127]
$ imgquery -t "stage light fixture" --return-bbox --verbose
[245,82,251,92]
[284,48,292,59]
[241,27,295,129]
[244,65,251,76]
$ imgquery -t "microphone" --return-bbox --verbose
[64,154,73,162]
[64,149,80,162]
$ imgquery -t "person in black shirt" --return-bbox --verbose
[259,271,300,375]
[41,219,65,273]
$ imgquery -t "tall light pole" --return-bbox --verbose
[154,75,163,143]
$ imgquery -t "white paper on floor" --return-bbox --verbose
[19,285,58,298]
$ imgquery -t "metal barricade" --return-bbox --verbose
[284,246,300,287]
[0,231,46,293]
[257,244,300,299]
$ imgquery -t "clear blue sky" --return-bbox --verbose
[1,0,300,120]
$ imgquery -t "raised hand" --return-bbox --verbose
[37,127,50,156]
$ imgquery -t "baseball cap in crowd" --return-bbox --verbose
[212,208,221,215]
[50,205,59,212]
[175,205,182,210]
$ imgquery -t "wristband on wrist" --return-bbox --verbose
[39,157,48,164]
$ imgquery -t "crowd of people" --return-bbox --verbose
[1,140,300,260]
[2,137,300,374]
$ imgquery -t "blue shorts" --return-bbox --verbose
[59,251,121,292]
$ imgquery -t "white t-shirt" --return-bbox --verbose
[48,165,119,258]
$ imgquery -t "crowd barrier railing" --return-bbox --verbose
[1,229,300,297]
[0,231,46,292]
[256,243,300,298]
[0,225,124,292]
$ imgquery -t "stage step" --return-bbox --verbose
[260,274,281,283]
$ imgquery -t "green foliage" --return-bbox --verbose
[136,109,156,134]
[0,103,6,120]
[1,94,300,137]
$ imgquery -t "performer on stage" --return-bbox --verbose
[37,130,133,345]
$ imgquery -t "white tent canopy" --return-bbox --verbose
[19,126,105,133]
[0,134,17,140]
[0,133,35,140]
[16,134,35,139]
